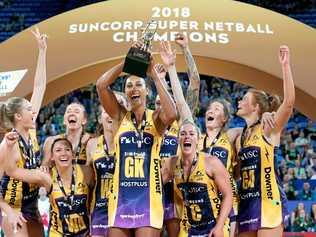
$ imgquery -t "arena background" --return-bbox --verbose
[0,0,315,236]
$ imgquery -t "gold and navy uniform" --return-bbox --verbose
[90,135,114,236]
[0,129,41,219]
[238,124,288,232]
[159,121,180,221]
[108,109,164,229]
[60,133,89,165]
[199,132,239,221]
[174,152,229,237]
[48,165,90,237]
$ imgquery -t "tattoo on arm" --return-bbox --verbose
[183,47,200,118]
[186,88,199,118]
[184,47,200,86]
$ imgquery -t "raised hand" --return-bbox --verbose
[153,64,167,80]
[175,32,188,49]
[159,41,176,68]
[31,27,47,51]
[279,45,290,66]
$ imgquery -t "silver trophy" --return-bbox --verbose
[123,20,158,78]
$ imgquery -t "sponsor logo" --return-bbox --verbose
[154,159,162,194]
[120,136,152,145]
[9,179,19,205]
[240,149,259,160]
[187,186,204,193]
[162,137,177,146]
[264,167,273,200]
[120,181,148,187]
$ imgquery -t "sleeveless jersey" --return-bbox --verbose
[48,165,90,237]
[199,132,239,220]
[108,109,164,229]
[60,133,89,165]
[174,152,229,237]
[90,135,115,235]
[159,121,181,221]
[0,129,41,219]
[238,124,288,232]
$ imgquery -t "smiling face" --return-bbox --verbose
[179,122,199,157]
[205,101,227,130]
[63,103,87,131]
[124,76,147,110]
[51,139,73,168]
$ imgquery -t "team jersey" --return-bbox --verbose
[238,124,288,232]
[90,135,115,236]
[0,129,41,219]
[159,121,181,221]
[199,132,239,220]
[174,152,229,237]
[48,165,90,237]
[59,133,89,165]
[108,109,164,229]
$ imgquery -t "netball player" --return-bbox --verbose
[0,28,47,237]
[160,40,232,237]
[236,46,295,237]
[96,41,177,237]
[42,102,91,167]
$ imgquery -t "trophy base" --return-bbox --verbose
[123,47,151,78]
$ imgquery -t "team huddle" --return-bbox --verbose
[0,28,295,237]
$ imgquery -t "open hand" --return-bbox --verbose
[159,41,176,68]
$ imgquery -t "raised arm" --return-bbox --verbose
[268,46,295,135]
[150,62,177,134]
[205,155,232,237]
[30,28,48,119]
[96,62,126,122]
[175,33,200,117]
[160,41,193,123]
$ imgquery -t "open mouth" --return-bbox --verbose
[59,157,69,163]
[207,116,214,121]
[131,95,140,101]
[68,116,77,124]
[183,141,192,148]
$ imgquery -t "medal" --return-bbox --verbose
[131,110,147,149]
[56,166,76,212]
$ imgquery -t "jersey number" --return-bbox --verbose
[242,169,255,189]
[189,204,202,222]
[100,178,112,199]
[66,213,86,233]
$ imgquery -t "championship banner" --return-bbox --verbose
[0,0,315,119]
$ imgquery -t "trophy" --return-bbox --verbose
[123,20,158,78]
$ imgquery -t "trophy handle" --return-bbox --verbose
[142,20,157,52]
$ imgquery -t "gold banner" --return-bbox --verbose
[0,0,315,119]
